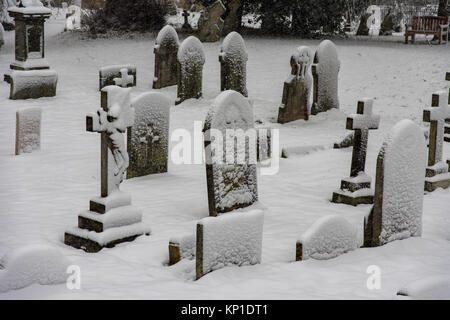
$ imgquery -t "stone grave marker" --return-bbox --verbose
[203,90,258,216]
[197,0,226,42]
[99,64,136,91]
[176,36,205,105]
[364,119,426,247]
[153,25,179,89]
[444,72,450,142]
[277,46,313,123]
[64,86,150,253]
[311,40,340,115]
[219,31,248,97]
[15,107,42,155]
[332,99,380,206]
[423,91,450,191]
[222,0,241,36]
[127,92,171,178]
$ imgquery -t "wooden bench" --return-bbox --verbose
[405,16,449,44]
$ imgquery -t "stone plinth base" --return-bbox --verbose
[4,69,57,100]
[425,162,450,192]
[332,174,374,206]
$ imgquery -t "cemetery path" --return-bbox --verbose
[0,22,449,299]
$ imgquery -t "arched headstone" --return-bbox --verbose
[219,31,248,97]
[364,119,427,247]
[127,92,171,178]
[203,90,258,216]
[278,46,313,123]
[153,25,179,89]
[311,40,340,115]
[176,36,205,105]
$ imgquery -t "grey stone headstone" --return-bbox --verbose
[198,0,226,42]
[15,107,42,155]
[99,65,136,91]
[153,25,179,89]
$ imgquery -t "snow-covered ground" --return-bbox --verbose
[0,14,449,299]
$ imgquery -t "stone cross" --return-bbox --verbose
[182,9,192,31]
[346,98,380,177]
[113,68,134,88]
[86,86,134,198]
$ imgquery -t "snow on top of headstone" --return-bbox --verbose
[101,86,134,132]
[177,36,205,65]
[299,215,358,260]
[220,31,248,62]
[199,209,263,274]
[9,0,52,14]
[204,90,253,132]
[315,40,339,65]
[155,25,179,48]
[378,119,426,244]
[0,245,71,293]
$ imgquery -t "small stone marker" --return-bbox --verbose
[15,107,42,155]
[203,90,258,216]
[311,40,340,115]
[168,234,195,266]
[176,36,205,105]
[277,46,313,124]
[99,64,136,91]
[332,99,380,206]
[197,0,226,42]
[219,31,248,97]
[423,91,450,191]
[196,210,263,280]
[153,25,179,89]
[364,119,426,247]
[127,92,171,178]
[65,86,150,253]
[444,72,450,142]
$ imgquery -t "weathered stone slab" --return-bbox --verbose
[5,69,57,100]
[153,25,179,89]
[168,234,195,266]
[364,119,427,247]
[15,107,42,155]
[99,64,136,91]
[197,0,226,42]
[127,92,171,178]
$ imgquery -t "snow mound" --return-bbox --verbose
[397,276,450,299]
[155,25,179,49]
[299,215,358,260]
[198,210,264,277]
[0,245,71,293]
[177,36,205,65]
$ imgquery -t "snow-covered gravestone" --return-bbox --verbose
[196,210,264,280]
[219,31,248,97]
[15,107,42,155]
[197,0,226,43]
[203,90,258,216]
[64,86,150,253]
[176,36,205,105]
[423,91,450,192]
[99,64,136,91]
[311,40,340,115]
[332,99,380,206]
[127,92,171,178]
[296,215,358,261]
[153,25,179,89]
[65,5,81,31]
[364,119,427,247]
[277,46,313,124]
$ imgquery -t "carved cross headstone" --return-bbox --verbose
[176,36,205,105]
[278,46,313,124]
[311,40,340,115]
[99,64,136,91]
[198,0,226,42]
[423,91,450,191]
[203,90,258,216]
[127,92,171,178]
[64,86,150,253]
[153,25,179,89]
[332,99,380,206]
[364,119,426,247]
[113,68,134,88]
[181,9,193,31]
[15,107,41,155]
[219,31,248,97]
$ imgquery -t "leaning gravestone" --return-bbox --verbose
[176,36,205,105]
[203,90,258,216]
[65,86,150,253]
[423,91,450,191]
[99,65,136,91]
[332,99,380,206]
[356,13,370,36]
[15,107,42,155]
[380,9,394,36]
[197,0,226,42]
[127,92,171,178]
[153,25,179,89]
[311,40,340,115]
[196,210,264,279]
[219,31,248,97]
[278,46,313,123]
[222,0,241,36]
[364,119,427,247]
